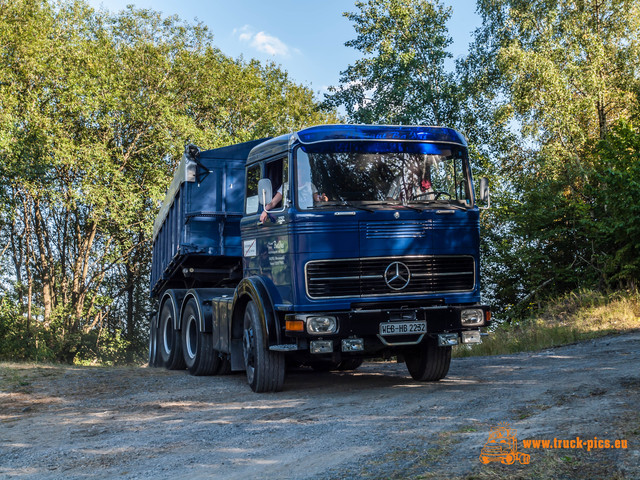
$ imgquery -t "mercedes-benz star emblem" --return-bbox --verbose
[384,261,411,290]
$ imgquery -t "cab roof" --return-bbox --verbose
[246,124,467,165]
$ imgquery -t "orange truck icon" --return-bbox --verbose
[480,424,530,465]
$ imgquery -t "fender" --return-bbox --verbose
[232,276,282,347]
[149,310,159,330]
[180,289,212,333]
[180,287,236,334]
[160,289,187,330]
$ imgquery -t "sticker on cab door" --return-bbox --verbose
[243,239,257,257]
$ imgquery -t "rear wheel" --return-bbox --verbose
[242,301,285,392]
[181,298,220,376]
[405,336,451,381]
[159,298,186,370]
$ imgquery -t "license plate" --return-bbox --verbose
[379,321,426,336]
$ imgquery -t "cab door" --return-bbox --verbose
[257,157,292,301]
[240,157,292,303]
[240,163,261,276]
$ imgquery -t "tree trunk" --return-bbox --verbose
[72,221,98,332]
[33,198,54,325]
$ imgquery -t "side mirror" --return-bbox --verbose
[478,177,490,207]
[258,178,273,206]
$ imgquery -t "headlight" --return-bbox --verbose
[307,316,337,334]
[461,309,484,326]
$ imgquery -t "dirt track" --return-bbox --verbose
[1,332,639,479]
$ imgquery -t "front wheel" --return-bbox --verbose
[242,301,285,392]
[404,336,451,381]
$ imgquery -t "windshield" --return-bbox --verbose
[294,141,472,210]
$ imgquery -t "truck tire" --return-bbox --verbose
[148,319,159,367]
[181,298,220,376]
[242,301,285,392]
[405,336,451,381]
[159,299,186,370]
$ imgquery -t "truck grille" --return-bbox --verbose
[305,255,475,299]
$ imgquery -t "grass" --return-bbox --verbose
[463,449,629,480]
[352,431,464,480]
[0,363,64,393]
[454,289,640,358]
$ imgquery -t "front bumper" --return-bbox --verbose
[280,304,490,354]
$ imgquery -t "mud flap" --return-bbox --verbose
[230,338,245,371]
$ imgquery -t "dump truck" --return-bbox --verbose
[148,124,491,392]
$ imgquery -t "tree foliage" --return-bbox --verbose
[324,0,458,126]
[0,0,335,362]
[470,0,640,318]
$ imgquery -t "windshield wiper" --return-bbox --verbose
[407,200,468,211]
[364,201,423,212]
[312,201,374,212]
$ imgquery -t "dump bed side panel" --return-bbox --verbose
[150,139,266,297]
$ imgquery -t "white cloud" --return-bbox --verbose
[252,31,289,56]
[234,25,297,58]
[238,30,252,43]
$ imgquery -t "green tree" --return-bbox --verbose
[467,0,640,317]
[325,0,458,126]
[0,0,335,362]
[587,120,640,288]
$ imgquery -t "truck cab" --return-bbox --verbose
[149,125,490,392]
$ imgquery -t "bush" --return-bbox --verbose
[455,289,640,357]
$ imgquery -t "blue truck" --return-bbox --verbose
[148,124,491,392]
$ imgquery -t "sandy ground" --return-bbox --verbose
[1,332,639,480]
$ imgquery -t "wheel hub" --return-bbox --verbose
[243,327,255,383]
[243,328,255,367]
[185,316,197,359]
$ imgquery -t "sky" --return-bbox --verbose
[86,0,482,101]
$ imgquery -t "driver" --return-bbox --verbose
[260,161,327,223]
[386,157,435,202]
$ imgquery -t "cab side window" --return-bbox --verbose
[245,164,261,214]
[264,157,288,210]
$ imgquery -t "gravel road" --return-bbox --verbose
[1,332,639,479]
